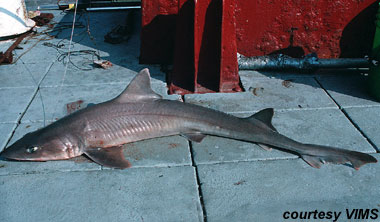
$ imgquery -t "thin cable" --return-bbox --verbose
[52,0,79,121]
[20,59,51,126]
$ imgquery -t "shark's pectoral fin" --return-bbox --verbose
[181,133,206,143]
[84,146,131,169]
[247,108,277,132]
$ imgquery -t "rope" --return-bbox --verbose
[52,0,79,121]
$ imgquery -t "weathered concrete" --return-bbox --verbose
[317,75,380,108]
[0,63,48,88]
[0,166,203,222]
[197,155,380,222]
[38,57,166,87]
[0,87,35,123]
[0,123,17,151]
[185,77,336,113]
[344,106,380,151]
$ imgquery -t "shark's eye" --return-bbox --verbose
[26,146,39,153]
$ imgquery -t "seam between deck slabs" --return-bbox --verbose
[182,95,207,222]
[314,77,379,153]
[189,141,207,222]
[3,61,55,149]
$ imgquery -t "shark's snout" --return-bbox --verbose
[0,132,79,162]
[0,145,50,162]
[0,150,5,159]
[0,146,24,161]
[0,147,16,160]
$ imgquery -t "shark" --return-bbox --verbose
[0,68,377,169]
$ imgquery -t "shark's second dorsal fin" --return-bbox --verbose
[114,68,162,103]
[247,108,277,132]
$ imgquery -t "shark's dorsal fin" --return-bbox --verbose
[247,108,277,132]
[114,68,162,103]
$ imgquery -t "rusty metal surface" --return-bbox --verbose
[168,0,242,94]
[235,0,377,58]
[140,0,378,93]
[0,32,31,65]
[219,0,242,92]
[141,0,377,61]
[140,0,178,64]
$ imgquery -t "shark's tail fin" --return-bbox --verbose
[299,144,377,170]
[247,108,377,170]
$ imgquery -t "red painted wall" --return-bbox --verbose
[235,0,378,58]
[141,0,377,63]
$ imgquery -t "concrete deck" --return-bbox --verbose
[0,10,379,222]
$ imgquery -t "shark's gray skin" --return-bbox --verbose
[0,69,377,169]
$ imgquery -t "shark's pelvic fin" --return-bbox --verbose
[257,143,273,151]
[181,133,207,143]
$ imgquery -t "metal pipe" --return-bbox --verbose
[237,53,370,70]
[86,6,140,11]
[37,1,141,11]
